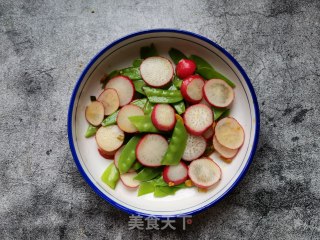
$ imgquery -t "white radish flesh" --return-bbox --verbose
[163,162,188,185]
[117,105,144,133]
[105,76,134,106]
[151,104,176,131]
[85,101,104,126]
[188,158,221,188]
[182,133,207,161]
[140,57,173,87]
[215,117,244,149]
[96,125,124,152]
[120,172,140,188]
[184,104,213,135]
[203,79,234,108]
[181,75,204,103]
[136,134,168,167]
[97,88,120,115]
[213,136,238,159]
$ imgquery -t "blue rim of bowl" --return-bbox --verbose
[67,28,260,219]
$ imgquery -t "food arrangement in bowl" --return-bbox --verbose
[84,44,245,197]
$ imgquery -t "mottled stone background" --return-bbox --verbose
[0,0,319,239]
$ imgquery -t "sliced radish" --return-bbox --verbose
[105,76,134,106]
[203,125,214,141]
[182,133,207,161]
[163,161,188,185]
[136,134,168,167]
[120,172,140,188]
[203,79,234,108]
[96,125,124,152]
[140,57,173,87]
[97,88,120,115]
[213,136,238,159]
[151,104,176,131]
[176,59,196,79]
[117,105,144,133]
[188,158,221,188]
[180,75,205,103]
[85,101,104,126]
[184,104,213,135]
[114,145,125,168]
[215,117,244,149]
[98,148,117,159]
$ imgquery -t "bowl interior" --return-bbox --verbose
[69,30,259,217]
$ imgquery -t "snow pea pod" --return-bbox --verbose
[172,75,183,89]
[154,186,179,197]
[85,124,97,138]
[213,107,229,121]
[197,67,235,88]
[143,87,183,103]
[101,163,120,189]
[134,167,162,181]
[169,48,187,65]
[132,161,143,171]
[161,118,188,165]
[131,98,147,109]
[133,80,146,95]
[129,115,159,133]
[132,58,143,67]
[189,55,212,69]
[138,182,155,196]
[168,84,185,114]
[143,100,154,115]
[118,136,141,174]
[120,67,141,80]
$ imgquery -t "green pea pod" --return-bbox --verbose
[132,161,143,171]
[189,55,213,69]
[101,163,120,189]
[120,67,141,80]
[138,182,155,196]
[197,67,235,88]
[101,110,119,126]
[218,109,230,120]
[172,75,183,89]
[143,100,154,115]
[132,58,143,67]
[129,115,159,133]
[101,70,120,89]
[143,87,183,103]
[134,167,162,181]
[213,107,229,121]
[118,136,141,174]
[131,98,147,109]
[161,119,188,165]
[169,48,187,64]
[133,80,146,95]
[168,84,185,114]
[140,43,158,59]
[85,124,98,138]
[154,186,179,197]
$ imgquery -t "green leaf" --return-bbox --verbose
[154,186,179,197]
[132,58,143,67]
[213,107,228,121]
[120,67,141,80]
[85,124,98,138]
[197,67,235,88]
[140,43,158,59]
[218,108,230,120]
[133,80,146,95]
[169,48,187,64]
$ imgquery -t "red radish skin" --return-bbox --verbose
[203,79,234,108]
[188,157,222,188]
[180,75,205,104]
[97,88,120,115]
[213,136,238,159]
[98,148,117,159]
[215,117,245,150]
[117,105,144,133]
[184,104,213,135]
[105,76,134,106]
[163,161,188,185]
[151,104,176,131]
[85,101,104,126]
[203,126,214,141]
[95,125,124,152]
[176,59,197,79]
[140,57,174,87]
[182,133,207,161]
[136,134,168,167]
[120,172,140,188]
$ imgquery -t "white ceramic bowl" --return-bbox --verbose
[68,29,260,218]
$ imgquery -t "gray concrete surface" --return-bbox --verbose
[0,0,319,239]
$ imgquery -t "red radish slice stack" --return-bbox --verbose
[213,136,238,159]
[105,76,134,106]
[140,57,173,87]
[182,133,207,161]
[120,172,140,188]
[117,105,144,133]
[203,126,214,141]
[98,148,117,159]
[114,145,125,168]
[176,59,196,79]
[163,162,188,185]
[96,125,124,152]
[97,88,120,115]
[136,134,168,167]
[188,158,221,188]
[184,104,213,135]
[203,79,234,108]
[215,117,244,149]
[151,104,176,131]
[85,101,104,126]
[180,75,205,103]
